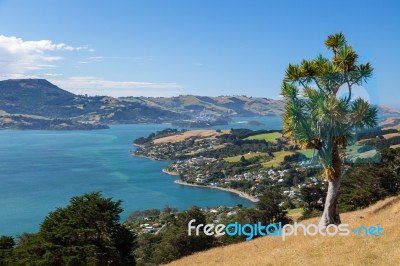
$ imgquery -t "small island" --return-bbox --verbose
[0,113,109,130]
[246,120,265,126]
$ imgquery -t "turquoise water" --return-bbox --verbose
[0,117,282,236]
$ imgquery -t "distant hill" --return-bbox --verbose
[0,79,185,129]
[1,79,399,130]
[168,196,400,266]
[122,96,400,118]
[120,95,286,117]
[0,79,76,117]
[378,105,400,115]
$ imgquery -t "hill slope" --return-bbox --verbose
[0,79,185,128]
[0,79,76,117]
[1,79,399,130]
[120,95,286,117]
[168,196,400,266]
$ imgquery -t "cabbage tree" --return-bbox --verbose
[282,33,377,226]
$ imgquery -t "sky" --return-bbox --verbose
[0,0,399,106]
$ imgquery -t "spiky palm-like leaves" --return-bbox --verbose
[282,33,377,226]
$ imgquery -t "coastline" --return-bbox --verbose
[173,179,259,203]
[132,144,163,161]
[134,148,259,203]
[162,168,179,176]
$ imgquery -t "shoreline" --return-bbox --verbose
[162,168,179,176]
[134,149,259,203]
[131,145,164,161]
[173,179,259,203]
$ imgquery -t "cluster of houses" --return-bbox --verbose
[170,156,290,184]
[167,156,299,199]
[135,138,219,160]
[133,206,242,235]
[135,134,324,210]
[139,222,163,233]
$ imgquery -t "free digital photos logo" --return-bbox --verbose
[188,220,383,241]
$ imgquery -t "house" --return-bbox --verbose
[152,223,162,228]
[226,211,237,217]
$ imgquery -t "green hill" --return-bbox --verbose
[121,95,286,117]
[1,79,399,130]
[0,79,185,129]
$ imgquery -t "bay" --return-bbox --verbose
[0,116,282,236]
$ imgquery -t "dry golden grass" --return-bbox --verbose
[153,130,230,144]
[261,151,295,168]
[167,196,400,266]
[383,124,400,131]
[381,117,400,127]
[382,133,400,140]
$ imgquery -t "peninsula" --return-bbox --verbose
[133,126,400,205]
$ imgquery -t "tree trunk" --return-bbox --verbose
[319,177,341,227]
[319,139,342,227]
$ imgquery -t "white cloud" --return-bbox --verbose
[87,56,103,62]
[0,73,39,79]
[50,76,184,97]
[42,56,64,62]
[37,64,57,68]
[0,35,183,97]
[0,35,92,75]
[43,73,63,77]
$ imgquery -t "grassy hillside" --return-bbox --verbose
[0,79,185,127]
[244,132,282,142]
[122,95,286,117]
[223,152,268,162]
[167,196,400,266]
[261,150,295,168]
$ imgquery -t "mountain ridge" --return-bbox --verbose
[0,79,286,129]
[1,79,399,130]
[0,79,186,129]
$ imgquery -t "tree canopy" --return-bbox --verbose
[281,33,378,226]
[282,32,377,179]
[11,192,136,266]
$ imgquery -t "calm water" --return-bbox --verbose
[0,116,282,236]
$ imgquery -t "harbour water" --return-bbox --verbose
[0,116,282,236]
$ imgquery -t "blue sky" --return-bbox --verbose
[0,0,399,106]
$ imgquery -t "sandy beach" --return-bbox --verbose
[173,179,259,203]
[162,168,258,202]
[162,168,179,176]
[136,155,259,203]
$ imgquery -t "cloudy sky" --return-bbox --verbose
[0,0,399,106]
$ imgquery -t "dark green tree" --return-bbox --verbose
[299,181,326,214]
[0,236,15,266]
[144,206,214,265]
[340,148,400,211]
[256,189,291,225]
[12,192,136,266]
[0,236,15,250]
[282,33,377,226]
